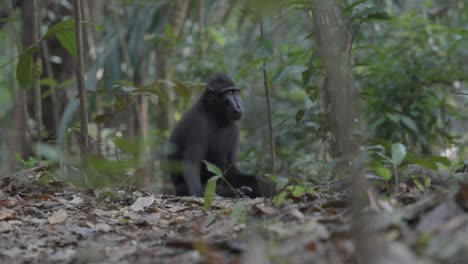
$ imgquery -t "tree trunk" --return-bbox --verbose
[32,0,42,160]
[73,0,89,181]
[312,3,355,160]
[156,0,189,131]
[3,0,31,172]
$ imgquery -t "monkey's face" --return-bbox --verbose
[204,86,244,121]
[222,87,243,120]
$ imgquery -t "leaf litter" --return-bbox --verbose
[0,165,467,263]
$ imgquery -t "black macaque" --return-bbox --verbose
[167,74,275,198]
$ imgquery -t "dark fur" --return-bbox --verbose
[167,74,274,197]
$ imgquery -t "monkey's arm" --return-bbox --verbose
[183,143,206,197]
[224,168,276,198]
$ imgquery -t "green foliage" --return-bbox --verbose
[275,182,315,205]
[391,143,406,166]
[15,154,39,169]
[16,46,41,88]
[2,0,466,193]
[236,58,263,80]
[356,11,466,153]
[412,175,431,193]
[203,161,223,210]
[93,80,204,124]
[405,153,451,170]
[373,164,392,181]
[44,19,77,56]
[203,175,221,211]
[256,35,274,60]
[11,18,103,90]
[369,141,451,191]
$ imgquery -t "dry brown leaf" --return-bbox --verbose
[24,194,55,201]
[0,198,21,208]
[93,208,118,218]
[143,213,161,226]
[0,207,16,221]
[129,195,155,212]
[455,182,468,211]
[48,209,68,224]
[167,205,191,213]
[289,208,305,221]
[252,204,277,216]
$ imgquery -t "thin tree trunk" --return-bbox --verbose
[137,95,150,188]
[32,0,42,160]
[81,0,99,155]
[73,0,89,180]
[81,0,97,60]
[260,19,277,178]
[41,42,60,136]
[199,0,206,59]
[311,2,376,263]
[156,0,189,131]
[4,0,30,172]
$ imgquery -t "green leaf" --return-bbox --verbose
[114,138,141,156]
[291,186,306,197]
[405,153,451,170]
[401,116,418,134]
[16,46,41,88]
[87,155,138,173]
[405,154,437,170]
[40,78,58,88]
[174,82,192,101]
[83,21,104,33]
[273,65,308,84]
[204,175,221,211]
[202,161,224,210]
[208,27,225,46]
[236,58,263,80]
[391,143,406,166]
[275,190,288,205]
[136,84,168,100]
[15,152,23,163]
[256,35,273,59]
[295,109,305,124]
[113,97,132,112]
[113,80,135,87]
[202,160,224,176]
[94,113,113,123]
[413,176,424,191]
[374,164,392,181]
[425,155,451,167]
[45,19,77,56]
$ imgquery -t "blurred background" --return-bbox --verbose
[0,0,466,193]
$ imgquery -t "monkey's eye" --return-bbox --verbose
[228,89,239,95]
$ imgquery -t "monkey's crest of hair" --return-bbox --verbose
[207,73,236,91]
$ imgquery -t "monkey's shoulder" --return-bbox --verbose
[170,107,210,141]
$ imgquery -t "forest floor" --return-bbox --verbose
[0,166,467,264]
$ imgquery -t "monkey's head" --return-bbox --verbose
[202,74,244,121]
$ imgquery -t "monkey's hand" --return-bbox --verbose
[235,186,253,197]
